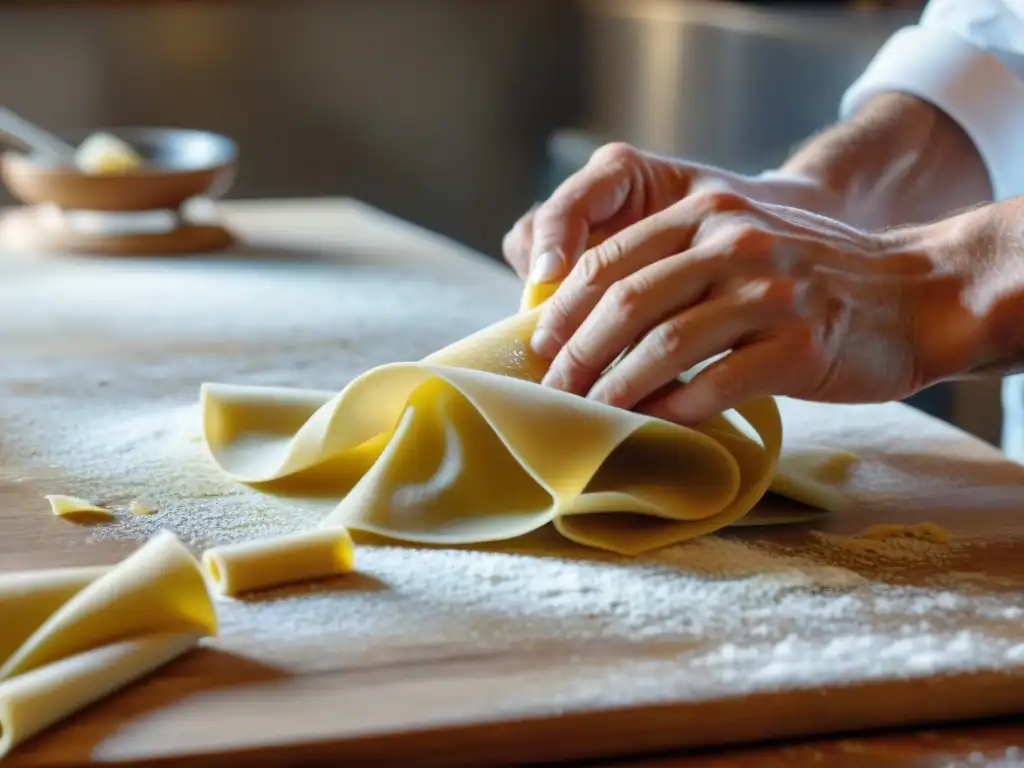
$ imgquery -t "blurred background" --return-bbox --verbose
[0,0,1001,444]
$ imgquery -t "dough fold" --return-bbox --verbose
[0,531,216,757]
[200,299,826,556]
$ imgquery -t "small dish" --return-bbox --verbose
[1,127,238,212]
[0,127,239,255]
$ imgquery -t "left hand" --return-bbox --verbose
[529,189,984,425]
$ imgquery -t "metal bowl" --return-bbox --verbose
[1,127,238,212]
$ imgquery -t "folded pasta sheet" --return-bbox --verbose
[200,275,851,556]
[0,531,217,758]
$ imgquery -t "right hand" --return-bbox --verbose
[502,142,845,286]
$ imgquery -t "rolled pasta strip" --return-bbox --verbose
[0,632,199,759]
[0,566,108,666]
[202,527,355,596]
[0,531,217,758]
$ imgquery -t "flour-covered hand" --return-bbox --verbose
[530,191,1014,425]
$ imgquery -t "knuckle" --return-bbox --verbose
[532,198,568,231]
[694,189,748,215]
[701,367,741,407]
[595,373,630,406]
[560,338,595,378]
[722,221,772,258]
[604,277,647,322]
[649,320,687,359]
[541,292,573,335]
[592,141,638,167]
[576,242,620,289]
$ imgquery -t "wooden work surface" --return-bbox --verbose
[1,198,1023,767]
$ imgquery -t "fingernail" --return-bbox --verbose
[529,250,562,284]
[530,327,560,359]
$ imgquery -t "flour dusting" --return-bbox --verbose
[3,254,1024,712]
[811,529,954,565]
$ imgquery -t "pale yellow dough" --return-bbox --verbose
[767,447,860,515]
[200,278,855,556]
[203,527,355,596]
[0,531,216,758]
[44,494,114,522]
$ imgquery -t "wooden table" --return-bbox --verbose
[1,198,1023,767]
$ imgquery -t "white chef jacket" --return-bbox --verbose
[839,0,1024,459]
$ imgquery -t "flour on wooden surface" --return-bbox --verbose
[3,256,1024,709]
[810,529,954,564]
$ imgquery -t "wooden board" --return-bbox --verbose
[1,198,1023,767]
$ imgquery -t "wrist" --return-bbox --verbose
[909,201,1024,382]
[775,94,991,231]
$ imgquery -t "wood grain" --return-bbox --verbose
[1,198,1023,767]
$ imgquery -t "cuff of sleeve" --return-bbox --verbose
[840,24,1024,201]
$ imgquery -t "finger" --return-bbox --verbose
[640,336,804,425]
[527,143,644,286]
[538,244,744,395]
[533,189,752,359]
[538,251,693,394]
[584,280,801,408]
[501,206,537,280]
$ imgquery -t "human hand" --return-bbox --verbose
[529,190,1005,425]
[502,142,844,289]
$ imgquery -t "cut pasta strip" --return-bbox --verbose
[203,527,355,596]
[44,494,113,522]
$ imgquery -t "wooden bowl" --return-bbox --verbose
[0,127,238,212]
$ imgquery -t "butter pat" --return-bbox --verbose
[74,133,144,174]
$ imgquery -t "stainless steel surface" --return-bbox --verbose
[579,0,923,171]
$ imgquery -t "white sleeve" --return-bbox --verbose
[839,0,1024,201]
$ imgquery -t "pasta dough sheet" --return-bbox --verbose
[0,530,217,758]
[203,528,355,596]
[201,285,853,556]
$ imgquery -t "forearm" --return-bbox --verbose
[779,93,992,232]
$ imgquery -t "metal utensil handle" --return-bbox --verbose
[0,107,77,163]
